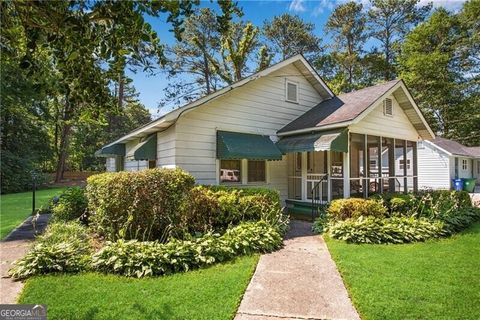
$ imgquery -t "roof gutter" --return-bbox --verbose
[277,121,351,136]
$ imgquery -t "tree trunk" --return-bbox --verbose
[203,51,211,94]
[54,123,71,182]
[118,75,124,109]
[54,93,73,182]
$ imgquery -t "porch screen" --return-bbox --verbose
[276,129,348,153]
[216,131,283,160]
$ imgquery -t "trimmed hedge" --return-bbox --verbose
[86,168,195,241]
[86,169,285,241]
[91,221,282,277]
[9,222,91,279]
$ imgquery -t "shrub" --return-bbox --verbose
[439,207,480,234]
[51,187,88,222]
[91,221,282,277]
[328,198,387,221]
[183,186,287,235]
[206,185,281,208]
[86,168,195,241]
[328,216,445,244]
[9,222,91,279]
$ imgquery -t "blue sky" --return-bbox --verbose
[129,0,467,117]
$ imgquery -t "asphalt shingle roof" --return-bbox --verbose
[278,80,400,133]
[431,137,479,157]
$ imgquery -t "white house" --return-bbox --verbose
[96,55,435,214]
[418,137,480,190]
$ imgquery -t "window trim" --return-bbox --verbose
[285,79,299,103]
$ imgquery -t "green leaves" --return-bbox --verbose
[9,222,91,279]
[91,221,282,278]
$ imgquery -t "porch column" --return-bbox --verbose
[327,151,332,202]
[301,152,308,201]
[343,151,350,199]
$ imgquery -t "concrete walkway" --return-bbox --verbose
[0,214,50,304]
[235,220,360,320]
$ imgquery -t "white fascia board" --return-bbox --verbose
[276,121,351,136]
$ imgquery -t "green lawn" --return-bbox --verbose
[0,187,67,239]
[326,223,480,320]
[19,254,259,320]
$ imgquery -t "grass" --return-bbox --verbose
[19,254,259,320]
[326,223,480,320]
[0,187,67,239]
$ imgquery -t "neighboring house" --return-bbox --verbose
[418,137,480,189]
[96,54,434,211]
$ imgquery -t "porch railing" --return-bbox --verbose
[311,173,328,221]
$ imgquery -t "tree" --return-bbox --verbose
[368,0,431,80]
[2,1,195,181]
[398,6,479,145]
[325,1,368,92]
[263,13,321,60]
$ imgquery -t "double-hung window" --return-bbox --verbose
[220,160,266,184]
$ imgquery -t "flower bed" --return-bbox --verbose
[10,169,287,279]
[314,190,480,244]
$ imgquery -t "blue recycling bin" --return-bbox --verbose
[452,178,464,191]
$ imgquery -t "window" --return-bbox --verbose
[462,159,468,170]
[285,80,298,103]
[399,159,411,170]
[248,160,266,182]
[148,160,156,169]
[383,98,393,116]
[220,160,241,183]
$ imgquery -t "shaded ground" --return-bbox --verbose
[236,220,359,320]
[326,223,480,320]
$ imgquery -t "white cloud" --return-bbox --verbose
[419,0,467,11]
[312,0,336,16]
[289,0,307,12]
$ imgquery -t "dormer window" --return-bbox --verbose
[383,98,393,116]
[285,80,299,103]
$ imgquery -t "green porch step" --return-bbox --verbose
[285,200,317,220]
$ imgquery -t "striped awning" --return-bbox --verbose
[217,131,283,160]
[126,134,157,161]
[276,129,348,153]
[94,143,125,157]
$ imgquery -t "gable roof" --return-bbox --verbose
[101,54,333,148]
[429,137,480,158]
[278,80,400,133]
[278,79,435,140]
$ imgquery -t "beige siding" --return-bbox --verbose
[174,64,325,197]
[349,94,420,141]
[418,143,451,189]
[157,126,176,168]
[124,139,148,171]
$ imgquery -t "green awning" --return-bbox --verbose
[94,143,125,157]
[126,134,157,160]
[217,131,283,160]
[276,129,348,153]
